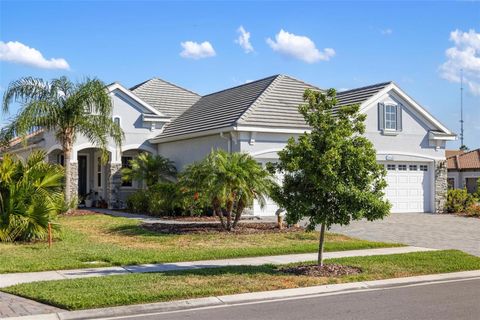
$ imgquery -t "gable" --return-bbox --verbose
[361,84,453,135]
[130,78,200,119]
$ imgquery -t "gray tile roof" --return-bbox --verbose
[337,81,391,106]
[130,78,200,118]
[158,75,279,139]
[155,76,391,141]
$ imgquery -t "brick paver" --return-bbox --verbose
[0,291,63,318]
[330,213,480,256]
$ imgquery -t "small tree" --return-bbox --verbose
[121,153,177,187]
[180,150,275,231]
[269,89,391,267]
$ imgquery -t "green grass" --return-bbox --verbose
[4,250,479,310]
[0,214,401,274]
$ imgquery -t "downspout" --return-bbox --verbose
[219,132,231,153]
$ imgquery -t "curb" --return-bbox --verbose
[5,270,480,320]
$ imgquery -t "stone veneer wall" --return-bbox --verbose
[68,162,79,205]
[434,160,447,213]
[107,163,123,209]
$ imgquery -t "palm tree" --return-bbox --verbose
[121,153,177,187]
[2,76,124,203]
[0,151,65,242]
[181,150,275,231]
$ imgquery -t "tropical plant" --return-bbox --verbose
[1,76,124,204]
[0,151,66,242]
[121,153,177,187]
[180,150,275,231]
[445,188,475,213]
[268,88,391,267]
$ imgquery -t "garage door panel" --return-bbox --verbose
[382,162,431,213]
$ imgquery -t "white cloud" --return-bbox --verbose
[0,41,69,70]
[439,29,480,95]
[381,28,393,36]
[266,29,335,63]
[235,26,254,53]
[180,41,216,59]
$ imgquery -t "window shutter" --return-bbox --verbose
[378,103,385,130]
[396,104,402,131]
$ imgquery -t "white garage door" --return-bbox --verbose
[382,162,431,213]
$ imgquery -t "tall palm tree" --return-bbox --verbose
[181,150,275,231]
[2,76,124,203]
[121,153,177,187]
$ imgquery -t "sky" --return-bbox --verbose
[0,0,479,149]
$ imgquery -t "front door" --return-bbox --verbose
[78,155,88,198]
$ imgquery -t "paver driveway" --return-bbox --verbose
[330,213,480,256]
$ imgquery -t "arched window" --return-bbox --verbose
[113,117,121,126]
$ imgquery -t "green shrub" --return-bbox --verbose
[126,191,149,213]
[126,183,205,216]
[445,189,475,213]
[0,151,65,242]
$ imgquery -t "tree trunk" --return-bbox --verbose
[232,201,245,229]
[318,223,326,267]
[214,208,226,229]
[225,199,233,231]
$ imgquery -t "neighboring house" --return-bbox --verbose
[447,149,480,194]
[2,75,456,214]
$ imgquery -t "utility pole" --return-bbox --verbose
[460,69,465,150]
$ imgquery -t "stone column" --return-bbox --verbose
[434,160,447,213]
[107,162,123,209]
[68,162,79,206]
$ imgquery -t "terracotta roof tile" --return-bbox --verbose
[447,148,480,170]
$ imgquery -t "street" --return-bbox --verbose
[101,278,480,320]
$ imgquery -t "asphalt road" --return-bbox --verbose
[105,278,480,320]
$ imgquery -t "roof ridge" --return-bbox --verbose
[447,148,480,159]
[338,81,392,94]
[237,75,284,124]
[130,77,200,97]
[201,75,280,98]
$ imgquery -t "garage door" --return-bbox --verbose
[382,162,431,213]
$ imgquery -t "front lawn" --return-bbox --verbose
[4,250,479,310]
[0,214,400,273]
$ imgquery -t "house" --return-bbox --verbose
[447,149,480,194]
[3,75,456,215]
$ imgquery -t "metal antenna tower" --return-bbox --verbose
[460,69,464,148]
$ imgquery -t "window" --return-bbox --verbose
[398,164,407,171]
[113,117,120,126]
[385,105,397,130]
[420,165,428,171]
[387,164,396,171]
[409,165,417,171]
[121,156,133,187]
[97,157,102,187]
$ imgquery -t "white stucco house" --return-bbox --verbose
[4,75,456,215]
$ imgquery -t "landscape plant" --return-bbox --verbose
[180,150,275,230]
[121,153,177,187]
[269,88,391,267]
[445,188,475,213]
[1,76,124,204]
[0,151,65,242]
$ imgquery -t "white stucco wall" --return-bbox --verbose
[157,134,233,170]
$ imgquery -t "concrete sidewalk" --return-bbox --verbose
[0,246,435,288]
[6,270,480,320]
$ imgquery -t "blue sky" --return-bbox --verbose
[1,1,479,149]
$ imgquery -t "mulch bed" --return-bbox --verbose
[142,222,304,234]
[280,264,362,277]
[63,209,100,216]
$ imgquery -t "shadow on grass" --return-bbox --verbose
[159,264,281,277]
[106,224,173,238]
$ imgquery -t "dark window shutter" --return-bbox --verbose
[396,104,402,131]
[378,103,385,131]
